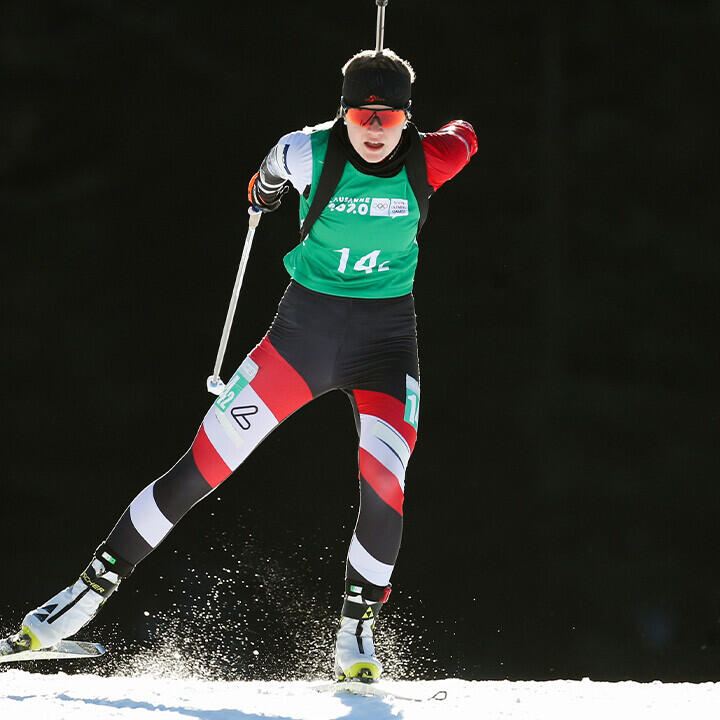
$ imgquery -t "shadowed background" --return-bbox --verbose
[1,0,718,681]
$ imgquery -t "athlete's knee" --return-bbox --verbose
[356,412,416,516]
[352,384,419,455]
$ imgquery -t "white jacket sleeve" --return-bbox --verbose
[258,130,313,196]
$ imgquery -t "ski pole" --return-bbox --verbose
[206,206,262,396]
[375,0,388,52]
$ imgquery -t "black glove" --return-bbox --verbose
[248,171,289,213]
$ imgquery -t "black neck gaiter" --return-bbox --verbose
[333,118,412,178]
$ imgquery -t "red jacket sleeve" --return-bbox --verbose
[422,120,477,192]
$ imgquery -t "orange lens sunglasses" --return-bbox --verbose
[344,106,407,129]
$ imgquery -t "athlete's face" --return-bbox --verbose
[344,104,407,163]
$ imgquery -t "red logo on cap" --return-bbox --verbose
[365,94,384,103]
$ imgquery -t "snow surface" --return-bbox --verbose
[2,671,720,719]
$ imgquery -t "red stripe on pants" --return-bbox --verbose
[352,389,417,451]
[192,424,231,488]
[358,448,405,516]
[249,337,313,422]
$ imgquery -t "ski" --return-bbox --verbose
[0,640,105,664]
[313,679,447,703]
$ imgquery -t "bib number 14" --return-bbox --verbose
[334,248,389,275]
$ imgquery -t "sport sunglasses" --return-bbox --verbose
[342,105,409,129]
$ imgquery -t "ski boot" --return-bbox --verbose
[0,630,33,658]
[334,581,391,683]
[2,544,133,654]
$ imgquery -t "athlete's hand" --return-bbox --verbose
[248,172,289,213]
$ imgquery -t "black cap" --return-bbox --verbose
[342,64,411,109]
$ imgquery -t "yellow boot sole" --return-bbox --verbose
[338,661,381,683]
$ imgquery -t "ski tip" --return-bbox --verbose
[56,640,107,657]
[314,678,446,703]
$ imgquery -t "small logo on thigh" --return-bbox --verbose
[231,405,259,430]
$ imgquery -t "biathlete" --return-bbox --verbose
[1,48,477,681]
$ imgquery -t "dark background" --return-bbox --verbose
[1,0,718,682]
